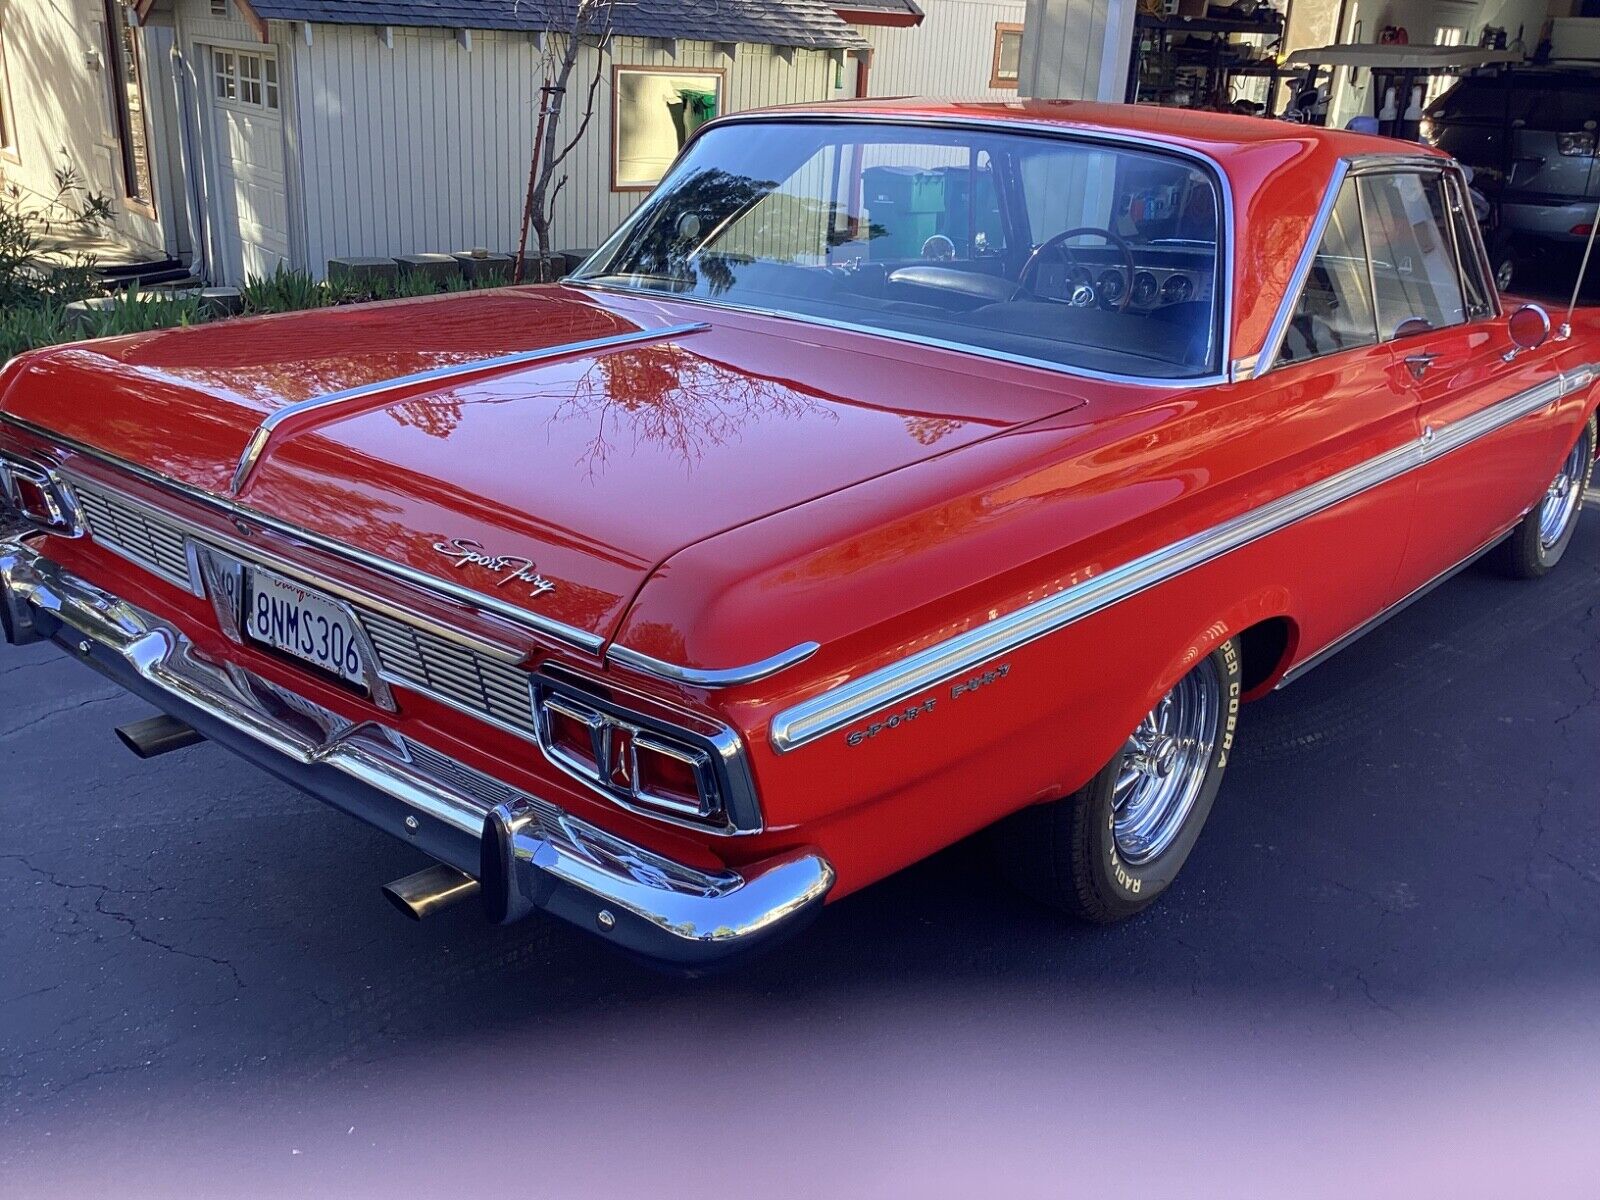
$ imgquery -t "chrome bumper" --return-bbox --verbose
[0,538,833,966]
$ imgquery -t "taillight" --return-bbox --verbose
[0,453,83,536]
[1558,131,1595,157]
[532,677,740,828]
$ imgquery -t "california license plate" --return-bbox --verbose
[241,567,370,689]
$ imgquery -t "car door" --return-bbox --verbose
[1262,174,1420,653]
[1362,166,1566,591]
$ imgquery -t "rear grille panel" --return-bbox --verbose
[74,479,541,737]
[77,483,193,588]
[359,609,538,736]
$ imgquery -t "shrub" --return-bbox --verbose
[77,287,205,339]
[240,265,331,314]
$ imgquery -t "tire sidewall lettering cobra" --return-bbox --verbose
[1094,638,1243,906]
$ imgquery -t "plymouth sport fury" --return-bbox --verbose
[2,100,1596,966]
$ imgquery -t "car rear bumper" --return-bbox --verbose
[1501,198,1597,242]
[0,534,833,967]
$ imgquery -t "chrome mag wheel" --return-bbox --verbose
[1538,435,1591,551]
[1113,658,1223,865]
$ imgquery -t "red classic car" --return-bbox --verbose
[2,101,1595,965]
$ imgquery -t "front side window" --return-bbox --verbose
[1444,172,1494,317]
[613,68,723,190]
[1276,179,1377,366]
[1359,171,1467,339]
[578,120,1224,379]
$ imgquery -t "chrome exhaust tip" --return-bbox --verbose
[115,713,205,759]
[382,864,480,921]
[0,568,42,646]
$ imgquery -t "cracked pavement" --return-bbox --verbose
[2,512,1598,1196]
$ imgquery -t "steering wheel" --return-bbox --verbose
[1018,226,1138,313]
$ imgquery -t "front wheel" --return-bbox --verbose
[1495,414,1595,579]
[990,639,1242,923]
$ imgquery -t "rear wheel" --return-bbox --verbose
[1495,414,1595,579]
[991,638,1241,923]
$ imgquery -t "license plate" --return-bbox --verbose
[241,567,370,689]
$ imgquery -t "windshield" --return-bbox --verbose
[575,120,1225,379]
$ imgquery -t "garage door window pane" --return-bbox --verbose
[239,54,262,106]
[1359,172,1467,338]
[264,57,279,109]
[214,50,235,100]
[614,69,721,189]
[1277,179,1377,365]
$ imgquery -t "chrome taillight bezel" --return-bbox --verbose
[0,450,84,537]
[531,669,761,834]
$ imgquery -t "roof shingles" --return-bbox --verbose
[244,0,871,49]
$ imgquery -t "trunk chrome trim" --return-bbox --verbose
[607,640,821,688]
[768,363,1599,753]
[227,322,709,495]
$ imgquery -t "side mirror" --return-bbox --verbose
[1504,303,1551,362]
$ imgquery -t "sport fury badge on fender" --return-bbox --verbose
[432,538,557,597]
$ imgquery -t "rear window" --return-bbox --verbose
[577,120,1226,380]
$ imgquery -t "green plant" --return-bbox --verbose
[240,265,331,314]
[1,188,100,312]
[76,287,205,339]
[0,303,74,362]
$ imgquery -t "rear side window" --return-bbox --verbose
[1359,172,1466,339]
[1276,180,1377,366]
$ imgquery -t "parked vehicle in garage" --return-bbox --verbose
[1425,65,1600,290]
[2,101,1596,966]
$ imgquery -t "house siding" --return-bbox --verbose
[1,0,173,258]
[859,0,1028,100]
[1017,0,1136,102]
[284,26,835,274]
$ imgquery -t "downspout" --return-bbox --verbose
[169,44,210,284]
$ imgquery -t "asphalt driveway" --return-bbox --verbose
[2,505,1598,1197]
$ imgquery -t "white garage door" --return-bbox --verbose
[208,47,290,284]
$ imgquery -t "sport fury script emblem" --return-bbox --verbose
[432,538,557,597]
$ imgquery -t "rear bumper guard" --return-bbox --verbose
[0,539,834,965]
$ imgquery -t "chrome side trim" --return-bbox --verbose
[769,364,1600,752]
[606,640,821,688]
[1276,524,1515,689]
[227,323,710,494]
[0,412,606,654]
[574,111,1238,389]
[1252,157,1350,379]
[0,541,833,964]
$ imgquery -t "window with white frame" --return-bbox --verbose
[212,47,279,110]
[613,67,722,190]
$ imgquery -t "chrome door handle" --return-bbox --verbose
[1404,352,1439,380]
